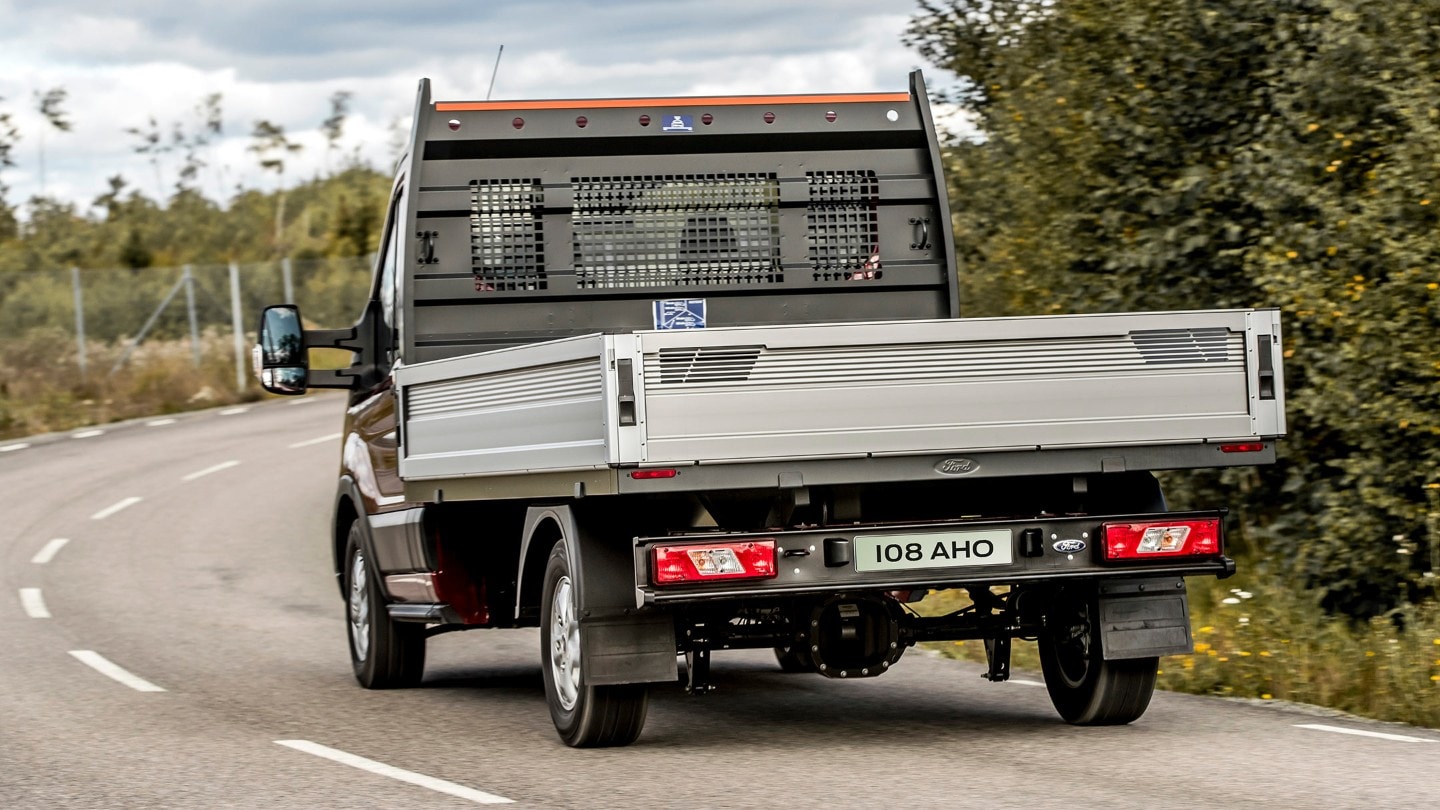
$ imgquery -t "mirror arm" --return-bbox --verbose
[304,325,365,389]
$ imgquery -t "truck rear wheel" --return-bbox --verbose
[540,540,648,747]
[345,521,426,688]
[1038,589,1156,725]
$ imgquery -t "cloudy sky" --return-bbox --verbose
[0,0,958,213]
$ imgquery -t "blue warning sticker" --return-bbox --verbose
[660,114,694,132]
[653,299,707,330]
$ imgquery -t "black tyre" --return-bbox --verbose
[540,540,648,747]
[344,521,425,689]
[1038,589,1157,725]
[774,644,817,673]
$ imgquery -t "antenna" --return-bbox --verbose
[486,45,505,101]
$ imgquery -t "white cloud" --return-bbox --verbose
[0,0,958,213]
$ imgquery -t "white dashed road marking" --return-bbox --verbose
[182,460,241,482]
[91,497,142,520]
[275,741,513,804]
[1296,723,1437,743]
[147,418,177,427]
[219,407,249,416]
[19,588,51,619]
[71,430,104,439]
[289,432,342,449]
[31,538,70,564]
[0,442,29,452]
[68,651,166,692]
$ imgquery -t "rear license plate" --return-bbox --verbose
[854,530,1013,573]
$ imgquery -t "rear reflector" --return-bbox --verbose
[630,469,677,480]
[1220,442,1265,453]
[1102,519,1222,561]
[652,540,776,585]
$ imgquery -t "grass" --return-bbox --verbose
[921,570,1440,729]
[0,327,265,441]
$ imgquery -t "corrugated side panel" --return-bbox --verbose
[638,316,1258,464]
[403,360,607,479]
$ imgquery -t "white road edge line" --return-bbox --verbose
[0,442,30,452]
[274,740,513,805]
[31,538,71,565]
[1295,723,1437,743]
[72,429,105,439]
[287,397,317,405]
[19,588,51,619]
[1009,678,1045,687]
[147,418,177,427]
[68,651,166,692]
[91,497,143,521]
[219,407,249,416]
[182,460,241,482]
[289,432,342,449]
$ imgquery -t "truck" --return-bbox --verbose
[254,71,1286,747]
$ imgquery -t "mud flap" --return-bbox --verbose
[1098,577,1194,661]
[580,612,678,686]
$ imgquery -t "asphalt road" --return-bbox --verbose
[3,395,1438,809]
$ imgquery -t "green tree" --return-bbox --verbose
[907,0,1440,618]
[33,86,71,196]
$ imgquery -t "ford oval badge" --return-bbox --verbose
[935,458,979,476]
[1053,538,1087,554]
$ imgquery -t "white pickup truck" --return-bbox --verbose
[255,71,1285,746]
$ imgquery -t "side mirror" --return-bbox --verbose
[254,304,309,395]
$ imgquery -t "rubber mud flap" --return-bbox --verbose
[580,613,678,686]
[1098,592,1192,660]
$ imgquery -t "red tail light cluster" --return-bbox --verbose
[652,540,777,585]
[1102,519,1222,561]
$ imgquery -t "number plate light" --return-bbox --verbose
[1102,519,1222,561]
[652,540,776,585]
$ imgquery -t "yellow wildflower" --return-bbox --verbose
[1262,693,1273,700]
[1306,123,1320,132]
[1366,651,1376,657]
[1195,642,1212,653]
[1198,626,1215,634]
[1286,251,1299,259]
[1239,651,1253,657]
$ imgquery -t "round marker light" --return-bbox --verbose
[447,119,461,131]
[825,110,838,123]
[701,113,713,125]
[512,117,524,129]
[576,115,588,128]
[639,114,651,126]
[763,112,776,124]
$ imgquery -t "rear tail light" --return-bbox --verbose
[1102,519,1222,561]
[652,540,776,585]
[1220,442,1265,453]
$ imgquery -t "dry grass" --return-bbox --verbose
[0,328,264,440]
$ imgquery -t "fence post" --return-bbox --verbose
[183,264,201,368]
[71,267,87,380]
[229,261,246,391]
[282,255,295,304]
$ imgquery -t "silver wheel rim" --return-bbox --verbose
[349,551,371,662]
[549,574,581,711]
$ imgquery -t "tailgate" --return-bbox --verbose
[631,309,1285,465]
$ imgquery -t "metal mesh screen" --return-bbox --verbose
[806,170,881,281]
[470,179,546,291]
[572,174,781,289]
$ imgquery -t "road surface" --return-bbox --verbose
[2,396,1437,808]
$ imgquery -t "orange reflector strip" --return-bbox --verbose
[436,92,910,112]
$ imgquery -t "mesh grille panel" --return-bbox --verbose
[807,170,880,281]
[572,174,781,288]
[471,179,545,291]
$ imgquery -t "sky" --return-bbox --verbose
[0,0,959,214]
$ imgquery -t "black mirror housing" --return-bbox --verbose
[255,304,309,395]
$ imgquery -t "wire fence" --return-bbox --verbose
[0,256,373,388]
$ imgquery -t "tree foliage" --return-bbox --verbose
[908,0,1440,618]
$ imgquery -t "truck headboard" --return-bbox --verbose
[402,71,958,362]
